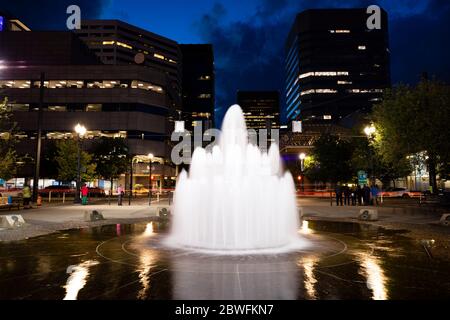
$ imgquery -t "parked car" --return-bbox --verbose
[39,185,75,197]
[88,187,106,197]
[379,187,421,198]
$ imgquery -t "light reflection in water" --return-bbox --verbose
[301,257,317,299]
[137,222,156,299]
[358,254,388,300]
[142,222,154,237]
[171,257,298,300]
[63,260,99,300]
[300,220,313,234]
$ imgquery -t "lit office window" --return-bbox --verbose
[86,104,102,112]
[298,71,349,79]
[337,80,352,84]
[300,89,315,96]
[0,80,30,88]
[154,53,165,60]
[131,80,164,93]
[199,75,211,80]
[46,106,67,112]
[8,104,29,111]
[358,45,366,50]
[316,89,337,93]
[198,93,212,99]
[116,41,132,49]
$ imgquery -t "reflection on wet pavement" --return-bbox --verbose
[0,220,449,300]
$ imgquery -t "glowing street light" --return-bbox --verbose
[299,153,307,191]
[148,153,154,206]
[75,123,87,137]
[364,124,376,137]
[364,124,376,185]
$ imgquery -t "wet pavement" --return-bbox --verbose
[0,220,449,300]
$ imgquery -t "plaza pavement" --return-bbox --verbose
[0,196,448,241]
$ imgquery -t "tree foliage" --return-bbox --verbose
[305,133,353,184]
[373,80,450,190]
[0,97,18,180]
[55,139,96,182]
[92,137,129,182]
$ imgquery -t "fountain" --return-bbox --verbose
[166,105,302,253]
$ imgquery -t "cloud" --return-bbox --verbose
[195,0,450,125]
[1,0,109,30]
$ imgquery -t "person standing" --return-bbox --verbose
[117,184,124,206]
[351,185,357,206]
[22,183,32,209]
[363,184,371,205]
[81,184,89,205]
[343,185,351,206]
[335,184,343,206]
[356,185,363,206]
[370,184,380,206]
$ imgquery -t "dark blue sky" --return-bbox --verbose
[2,0,450,125]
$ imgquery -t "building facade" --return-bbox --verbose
[285,8,390,124]
[237,91,280,130]
[0,11,31,32]
[180,44,215,131]
[0,30,176,189]
[75,20,182,110]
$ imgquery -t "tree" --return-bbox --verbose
[373,79,450,193]
[305,133,353,184]
[0,97,18,181]
[92,137,129,191]
[351,136,411,188]
[55,139,96,183]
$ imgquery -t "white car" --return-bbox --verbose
[380,187,421,198]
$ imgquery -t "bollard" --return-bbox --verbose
[37,195,42,207]
[49,191,52,203]
[62,192,65,203]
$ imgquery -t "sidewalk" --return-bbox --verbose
[299,197,449,239]
[0,199,170,241]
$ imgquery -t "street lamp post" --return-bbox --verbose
[299,152,306,192]
[148,153,154,206]
[74,124,86,204]
[32,72,45,203]
[364,124,376,185]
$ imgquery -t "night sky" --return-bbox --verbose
[2,0,450,125]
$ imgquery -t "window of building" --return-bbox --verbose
[86,104,102,112]
[131,80,163,93]
[0,80,30,88]
[198,93,212,99]
[8,103,29,111]
[358,45,366,50]
[46,106,67,112]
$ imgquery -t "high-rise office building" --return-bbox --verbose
[285,8,390,124]
[75,20,181,109]
[180,44,215,131]
[237,91,280,130]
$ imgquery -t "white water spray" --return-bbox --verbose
[166,105,301,252]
